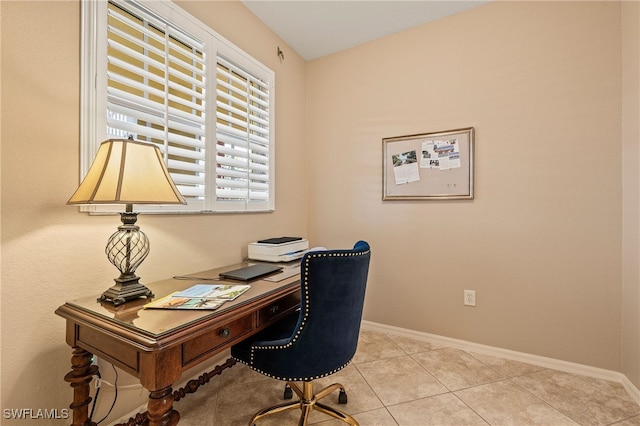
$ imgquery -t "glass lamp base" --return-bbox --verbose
[100,206,154,306]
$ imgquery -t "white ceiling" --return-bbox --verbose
[241,1,489,61]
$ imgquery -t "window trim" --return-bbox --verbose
[80,0,275,214]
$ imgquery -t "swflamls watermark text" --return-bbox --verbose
[3,408,70,420]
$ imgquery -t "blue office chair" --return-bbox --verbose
[231,241,371,426]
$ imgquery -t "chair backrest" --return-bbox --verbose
[284,240,371,379]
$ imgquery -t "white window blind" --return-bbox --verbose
[216,56,271,204]
[81,0,275,213]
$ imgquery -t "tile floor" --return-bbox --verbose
[174,330,640,426]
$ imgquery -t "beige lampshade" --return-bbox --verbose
[68,138,187,205]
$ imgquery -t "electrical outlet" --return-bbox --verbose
[464,290,476,306]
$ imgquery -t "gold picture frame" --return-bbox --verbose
[383,127,474,200]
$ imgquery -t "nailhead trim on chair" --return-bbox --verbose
[234,248,371,382]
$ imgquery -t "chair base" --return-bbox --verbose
[249,381,358,426]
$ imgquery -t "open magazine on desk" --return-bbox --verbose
[143,283,251,310]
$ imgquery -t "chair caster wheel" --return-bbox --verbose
[338,389,348,404]
[284,385,293,399]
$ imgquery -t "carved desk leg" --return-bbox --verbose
[118,357,237,426]
[146,386,179,426]
[63,347,98,426]
[138,347,182,426]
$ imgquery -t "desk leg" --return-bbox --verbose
[118,357,237,426]
[63,347,98,426]
[146,386,179,426]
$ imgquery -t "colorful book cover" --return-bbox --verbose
[144,294,226,310]
[173,284,251,300]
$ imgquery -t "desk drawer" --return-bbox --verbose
[257,292,300,327]
[182,314,253,365]
[78,326,139,375]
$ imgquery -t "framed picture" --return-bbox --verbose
[383,127,474,200]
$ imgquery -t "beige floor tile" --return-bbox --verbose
[387,334,447,354]
[173,334,640,426]
[616,415,640,425]
[456,379,579,425]
[353,330,406,364]
[468,352,546,378]
[218,362,269,388]
[356,355,448,406]
[212,376,297,426]
[513,369,640,425]
[386,393,488,426]
[173,375,220,426]
[412,348,505,391]
[349,408,399,426]
[313,364,385,414]
[313,407,398,425]
[202,363,382,426]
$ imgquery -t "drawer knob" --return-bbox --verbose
[219,328,231,338]
[269,305,279,314]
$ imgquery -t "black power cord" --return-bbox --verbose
[95,365,118,424]
[89,370,101,421]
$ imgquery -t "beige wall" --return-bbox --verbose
[622,0,640,386]
[1,0,639,422]
[0,0,307,422]
[307,1,624,370]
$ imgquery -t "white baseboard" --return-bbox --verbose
[361,320,640,406]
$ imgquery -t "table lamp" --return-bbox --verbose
[68,138,187,305]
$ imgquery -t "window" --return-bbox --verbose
[81,0,275,213]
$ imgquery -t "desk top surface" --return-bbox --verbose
[56,261,301,340]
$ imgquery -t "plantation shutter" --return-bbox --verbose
[215,56,271,207]
[82,0,275,213]
[106,1,206,202]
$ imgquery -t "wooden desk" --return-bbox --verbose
[55,263,301,426]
